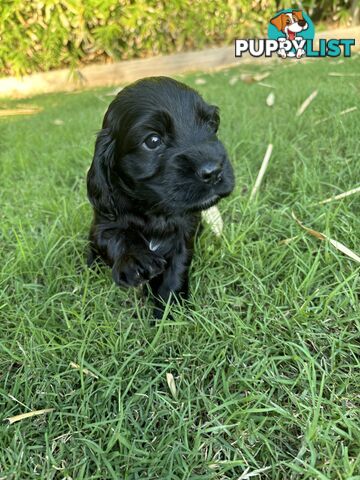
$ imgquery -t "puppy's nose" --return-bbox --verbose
[298,19,306,27]
[198,162,223,184]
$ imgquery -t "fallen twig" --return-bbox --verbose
[317,185,360,205]
[292,212,360,263]
[329,72,360,77]
[250,144,273,201]
[0,108,42,117]
[296,90,318,117]
[5,408,54,425]
[257,82,275,89]
[315,106,357,125]
[340,106,358,115]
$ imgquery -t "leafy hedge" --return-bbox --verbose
[0,0,354,77]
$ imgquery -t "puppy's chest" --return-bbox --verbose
[143,230,185,259]
[147,236,177,258]
[142,214,198,258]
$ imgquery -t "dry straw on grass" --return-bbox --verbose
[317,185,360,205]
[250,144,273,201]
[258,82,275,89]
[296,90,318,117]
[5,408,54,425]
[201,205,224,236]
[0,107,42,117]
[279,235,299,245]
[328,72,360,77]
[314,106,357,125]
[240,72,270,84]
[69,361,98,379]
[266,92,275,106]
[292,212,360,264]
[166,373,177,399]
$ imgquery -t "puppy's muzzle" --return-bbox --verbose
[174,142,227,186]
[197,161,223,185]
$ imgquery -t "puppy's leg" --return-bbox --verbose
[92,226,167,288]
[112,246,167,288]
[87,242,103,267]
[87,221,104,268]
[149,245,192,319]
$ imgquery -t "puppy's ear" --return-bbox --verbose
[208,105,220,133]
[87,128,116,217]
[200,104,220,132]
[270,13,286,31]
[292,10,304,21]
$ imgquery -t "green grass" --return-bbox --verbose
[1,55,360,479]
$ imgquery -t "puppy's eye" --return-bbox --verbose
[143,134,162,150]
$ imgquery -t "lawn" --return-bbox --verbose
[0,55,359,479]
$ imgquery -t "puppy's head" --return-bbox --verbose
[270,10,308,40]
[87,77,234,216]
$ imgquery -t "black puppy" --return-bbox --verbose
[87,76,234,317]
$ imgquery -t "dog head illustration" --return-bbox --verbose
[270,10,308,41]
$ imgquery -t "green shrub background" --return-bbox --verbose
[0,0,354,77]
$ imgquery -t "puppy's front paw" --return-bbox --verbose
[112,250,167,287]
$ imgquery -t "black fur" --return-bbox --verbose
[87,76,234,318]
